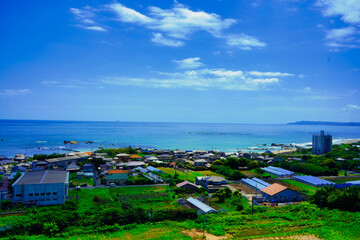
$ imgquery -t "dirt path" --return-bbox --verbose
[251,235,322,240]
[183,229,229,240]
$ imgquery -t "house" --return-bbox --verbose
[46,154,89,168]
[14,154,27,162]
[129,154,142,161]
[134,167,148,174]
[0,159,16,166]
[82,163,94,172]
[144,156,159,162]
[115,153,131,162]
[176,181,199,192]
[99,163,113,173]
[146,166,162,173]
[76,171,85,179]
[66,163,80,172]
[158,154,173,161]
[0,176,9,200]
[168,162,176,167]
[12,170,69,206]
[195,176,228,193]
[194,159,207,166]
[261,183,301,203]
[32,161,49,170]
[107,169,129,174]
[105,173,128,185]
[116,161,145,169]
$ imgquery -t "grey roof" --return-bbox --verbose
[46,154,88,163]
[197,176,227,182]
[187,197,215,213]
[13,170,68,185]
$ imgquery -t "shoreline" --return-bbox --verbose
[2,138,359,158]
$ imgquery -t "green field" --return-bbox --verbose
[280,179,317,196]
[241,169,277,178]
[69,173,94,187]
[68,185,170,213]
[158,167,205,183]
[5,201,360,240]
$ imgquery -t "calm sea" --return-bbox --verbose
[1,120,360,157]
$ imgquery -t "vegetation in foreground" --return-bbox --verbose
[0,185,359,240]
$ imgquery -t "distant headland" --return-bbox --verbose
[288,121,360,126]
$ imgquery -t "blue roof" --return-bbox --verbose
[345,180,360,185]
[293,175,335,186]
[252,177,271,187]
[241,178,267,190]
[261,167,287,176]
[146,166,161,172]
[267,166,294,175]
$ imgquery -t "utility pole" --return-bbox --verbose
[203,214,206,238]
[149,208,153,223]
[252,196,254,214]
[320,192,322,209]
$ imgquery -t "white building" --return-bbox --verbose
[312,130,332,155]
[12,170,69,206]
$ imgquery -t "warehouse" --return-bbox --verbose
[293,175,335,187]
[241,177,270,191]
[261,166,295,178]
[261,183,301,203]
[12,170,69,206]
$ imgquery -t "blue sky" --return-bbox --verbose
[0,0,359,123]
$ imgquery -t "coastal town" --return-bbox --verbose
[0,131,359,239]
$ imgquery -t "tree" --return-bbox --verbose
[43,222,59,236]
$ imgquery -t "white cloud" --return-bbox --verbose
[42,81,61,84]
[70,7,94,23]
[341,104,360,111]
[316,1,360,49]
[326,27,357,40]
[247,71,294,77]
[70,7,107,32]
[224,34,266,50]
[151,33,184,47]
[100,68,293,91]
[81,26,107,32]
[173,57,204,69]
[109,3,152,24]
[75,2,265,49]
[0,89,32,96]
[316,0,360,24]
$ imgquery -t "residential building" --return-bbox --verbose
[312,130,332,155]
[195,176,228,193]
[261,183,301,203]
[176,181,199,192]
[12,170,69,206]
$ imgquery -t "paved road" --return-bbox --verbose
[69,183,169,190]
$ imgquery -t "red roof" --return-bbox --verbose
[261,183,287,196]
[107,169,128,174]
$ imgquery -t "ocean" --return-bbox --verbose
[1,120,360,157]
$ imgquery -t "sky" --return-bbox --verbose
[0,0,359,124]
